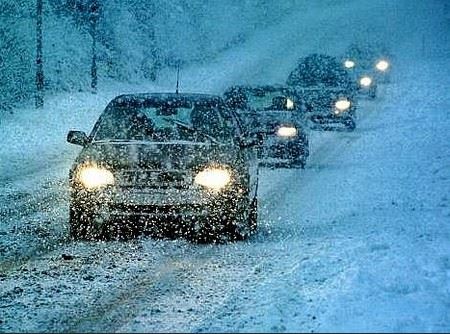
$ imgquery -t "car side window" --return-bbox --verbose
[191,103,234,142]
[219,106,242,139]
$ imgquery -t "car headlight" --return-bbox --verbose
[375,59,389,71]
[286,98,295,110]
[78,166,114,189]
[335,99,351,112]
[194,167,231,191]
[359,76,372,87]
[276,126,298,138]
[344,59,355,69]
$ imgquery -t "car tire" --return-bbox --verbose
[190,215,226,244]
[248,197,258,233]
[69,204,104,241]
[345,118,356,131]
[227,197,258,241]
[191,197,256,243]
[105,220,140,241]
[290,153,306,168]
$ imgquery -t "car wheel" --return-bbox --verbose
[345,118,356,131]
[69,204,104,241]
[227,198,258,241]
[189,215,225,244]
[191,197,257,243]
[248,197,258,233]
[105,220,140,241]
[290,156,306,168]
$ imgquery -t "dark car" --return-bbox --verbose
[224,85,309,168]
[342,42,392,84]
[287,53,358,131]
[343,63,378,99]
[67,93,259,242]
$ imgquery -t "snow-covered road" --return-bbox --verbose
[1,0,450,332]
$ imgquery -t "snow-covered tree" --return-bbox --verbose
[0,0,34,111]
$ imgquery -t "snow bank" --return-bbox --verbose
[1,0,450,332]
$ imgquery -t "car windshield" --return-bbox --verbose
[93,99,231,142]
[294,67,349,87]
[247,91,296,111]
[287,54,353,88]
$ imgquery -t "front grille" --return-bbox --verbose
[110,203,202,214]
[108,202,208,220]
[266,146,294,159]
[117,170,192,189]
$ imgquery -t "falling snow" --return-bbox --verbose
[1,0,450,332]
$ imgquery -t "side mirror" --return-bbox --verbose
[67,130,89,146]
[238,136,259,148]
[238,130,268,148]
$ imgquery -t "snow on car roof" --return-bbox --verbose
[110,93,224,106]
[227,84,295,94]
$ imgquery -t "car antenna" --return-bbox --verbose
[175,63,180,94]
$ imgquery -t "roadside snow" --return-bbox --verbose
[0,0,391,266]
[1,0,450,332]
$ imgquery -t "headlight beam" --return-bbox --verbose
[194,168,231,191]
[78,166,115,189]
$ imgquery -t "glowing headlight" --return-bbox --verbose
[286,98,295,110]
[376,60,389,71]
[194,168,231,191]
[344,60,355,69]
[78,166,114,189]
[276,126,298,138]
[335,99,351,111]
[359,76,372,87]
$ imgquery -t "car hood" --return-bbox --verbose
[349,68,377,79]
[296,86,356,109]
[256,112,302,128]
[237,110,304,133]
[73,140,236,171]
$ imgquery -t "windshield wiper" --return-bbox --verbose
[93,139,147,144]
[163,117,219,144]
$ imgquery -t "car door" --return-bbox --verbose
[220,104,259,199]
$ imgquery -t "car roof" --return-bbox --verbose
[110,93,224,107]
[226,84,295,94]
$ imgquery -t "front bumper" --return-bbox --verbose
[258,136,308,164]
[307,111,356,131]
[108,188,211,219]
[71,186,244,222]
[357,84,377,98]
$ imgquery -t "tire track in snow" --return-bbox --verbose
[0,1,402,331]
[0,179,70,271]
[257,88,383,242]
[170,88,387,332]
[110,88,386,332]
[1,241,270,332]
[0,240,191,332]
